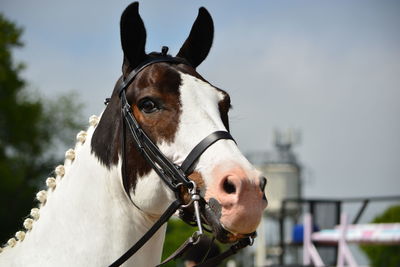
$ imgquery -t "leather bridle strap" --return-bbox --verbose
[156,234,254,267]
[195,236,254,267]
[120,90,192,192]
[156,235,197,266]
[181,131,235,175]
[117,49,190,96]
[109,200,182,267]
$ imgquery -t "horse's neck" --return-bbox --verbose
[0,123,166,267]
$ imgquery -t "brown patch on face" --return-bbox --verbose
[128,63,182,144]
[188,171,205,189]
[120,63,183,191]
[218,93,231,131]
[92,62,184,193]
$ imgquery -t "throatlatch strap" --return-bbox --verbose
[181,131,235,175]
[108,200,182,267]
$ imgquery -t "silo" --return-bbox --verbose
[251,129,302,266]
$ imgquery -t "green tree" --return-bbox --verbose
[0,13,84,243]
[361,205,400,267]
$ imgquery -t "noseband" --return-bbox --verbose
[108,47,255,267]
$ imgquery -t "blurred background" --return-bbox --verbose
[1,0,399,266]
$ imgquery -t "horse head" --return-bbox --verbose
[92,2,267,244]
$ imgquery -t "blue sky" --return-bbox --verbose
[1,0,399,208]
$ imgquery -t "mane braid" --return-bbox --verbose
[0,115,101,253]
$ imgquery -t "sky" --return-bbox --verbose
[1,0,399,217]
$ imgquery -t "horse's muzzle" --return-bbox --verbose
[202,198,256,243]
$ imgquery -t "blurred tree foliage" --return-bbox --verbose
[361,205,400,267]
[0,13,84,243]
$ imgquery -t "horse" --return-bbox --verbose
[0,2,267,266]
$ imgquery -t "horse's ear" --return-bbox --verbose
[176,7,214,68]
[120,2,147,73]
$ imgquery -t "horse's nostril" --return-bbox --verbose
[223,178,236,194]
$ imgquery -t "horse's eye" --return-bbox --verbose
[139,98,159,114]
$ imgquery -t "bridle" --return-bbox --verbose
[108,47,256,267]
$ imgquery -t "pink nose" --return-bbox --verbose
[211,169,267,235]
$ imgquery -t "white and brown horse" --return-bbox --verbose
[0,2,267,266]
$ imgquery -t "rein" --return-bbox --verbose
[108,47,255,266]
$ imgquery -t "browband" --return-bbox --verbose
[117,46,190,95]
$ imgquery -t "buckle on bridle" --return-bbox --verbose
[180,181,205,240]
[180,181,198,208]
